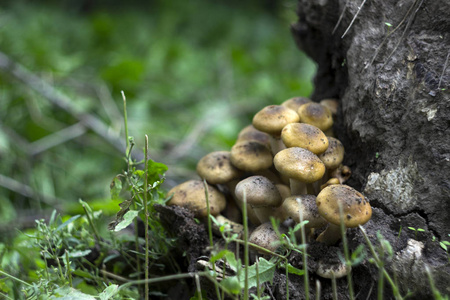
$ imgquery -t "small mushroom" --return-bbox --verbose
[236,125,272,149]
[230,140,273,173]
[315,185,372,245]
[248,222,287,255]
[281,96,312,111]
[235,175,283,223]
[196,151,242,185]
[319,98,339,117]
[252,105,300,154]
[167,180,226,218]
[297,102,333,132]
[316,259,350,279]
[273,147,326,195]
[281,123,329,155]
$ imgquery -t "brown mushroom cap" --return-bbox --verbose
[281,123,329,155]
[282,195,327,228]
[167,180,226,218]
[248,222,287,254]
[297,102,333,132]
[230,140,273,172]
[234,176,282,208]
[273,147,326,184]
[281,97,312,111]
[315,185,372,228]
[319,137,345,170]
[252,105,300,137]
[319,98,339,116]
[237,125,271,148]
[196,151,242,185]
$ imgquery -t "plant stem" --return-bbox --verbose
[80,201,101,243]
[65,250,73,287]
[298,198,309,300]
[338,203,354,300]
[121,90,129,152]
[285,258,289,300]
[0,271,32,287]
[144,135,149,300]
[359,226,403,300]
[315,280,321,300]
[242,190,249,300]
[119,271,210,290]
[331,275,338,300]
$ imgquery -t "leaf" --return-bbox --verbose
[99,284,119,300]
[285,263,305,276]
[108,199,132,230]
[50,286,96,299]
[65,249,92,258]
[110,176,123,200]
[114,210,139,232]
[56,215,81,232]
[147,160,168,185]
[239,257,276,289]
[221,276,241,294]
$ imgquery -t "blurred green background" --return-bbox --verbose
[0,0,315,237]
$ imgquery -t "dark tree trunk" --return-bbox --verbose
[291,0,450,296]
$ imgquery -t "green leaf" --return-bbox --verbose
[108,199,133,230]
[285,263,304,276]
[65,249,92,258]
[239,257,276,289]
[147,160,168,184]
[56,215,81,232]
[114,210,140,232]
[110,176,123,200]
[221,276,241,294]
[99,284,119,300]
[50,286,96,299]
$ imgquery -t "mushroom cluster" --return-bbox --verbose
[167,97,372,261]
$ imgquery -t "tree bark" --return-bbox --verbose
[291,0,450,296]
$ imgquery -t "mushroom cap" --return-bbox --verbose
[282,195,327,228]
[281,123,329,155]
[235,175,282,208]
[320,178,341,191]
[297,102,333,131]
[196,151,242,185]
[319,98,339,116]
[167,180,226,217]
[316,185,372,228]
[273,147,326,184]
[281,97,312,111]
[252,105,300,136]
[318,137,345,170]
[230,140,273,172]
[236,125,271,149]
[248,222,286,254]
[316,259,351,279]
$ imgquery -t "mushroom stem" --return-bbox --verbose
[269,136,286,155]
[316,223,343,246]
[290,179,307,195]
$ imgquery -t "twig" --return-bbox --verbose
[332,0,349,35]
[0,173,62,206]
[341,0,368,39]
[0,51,144,161]
[438,51,450,89]
[29,122,87,156]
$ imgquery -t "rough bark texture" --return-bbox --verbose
[291,0,450,297]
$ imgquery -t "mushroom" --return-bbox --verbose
[273,147,326,195]
[297,102,333,132]
[252,105,300,155]
[316,259,350,279]
[248,222,287,255]
[281,123,329,155]
[230,140,273,173]
[235,175,283,223]
[329,164,352,184]
[167,180,226,218]
[315,185,372,246]
[211,214,244,238]
[236,125,272,149]
[319,98,339,117]
[196,151,243,186]
[318,137,345,185]
[281,96,312,111]
[320,178,340,191]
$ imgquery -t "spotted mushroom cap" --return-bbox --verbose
[318,137,345,170]
[315,184,372,228]
[196,151,242,185]
[319,98,339,116]
[167,180,226,217]
[281,123,329,155]
[252,105,300,137]
[316,259,351,279]
[281,97,312,112]
[236,125,271,148]
[230,140,273,172]
[273,147,326,184]
[235,175,282,208]
[297,102,333,132]
[282,195,327,228]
